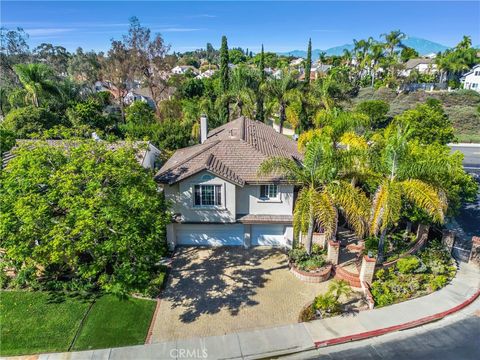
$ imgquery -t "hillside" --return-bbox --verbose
[280,36,450,59]
[349,88,480,143]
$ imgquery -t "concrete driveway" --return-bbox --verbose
[149,247,329,342]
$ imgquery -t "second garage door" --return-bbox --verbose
[176,224,244,246]
[251,224,286,246]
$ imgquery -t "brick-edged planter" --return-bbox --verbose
[290,263,333,283]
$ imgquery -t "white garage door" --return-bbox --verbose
[251,224,286,246]
[176,224,244,246]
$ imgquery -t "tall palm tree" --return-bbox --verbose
[224,66,258,119]
[263,71,298,134]
[13,63,60,107]
[367,41,385,87]
[369,124,448,263]
[381,30,406,57]
[259,132,370,255]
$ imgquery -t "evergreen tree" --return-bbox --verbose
[304,38,312,83]
[256,44,265,122]
[220,35,230,122]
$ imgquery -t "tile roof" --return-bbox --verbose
[155,116,303,186]
[404,58,434,69]
[2,139,154,169]
[236,214,293,224]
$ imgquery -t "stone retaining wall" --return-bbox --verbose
[290,264,332,283]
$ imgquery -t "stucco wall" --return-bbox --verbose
[235,184,294,215]
[164,170,237,223]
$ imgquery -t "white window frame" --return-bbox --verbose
[259,184,281,202]
[193,184,223,208]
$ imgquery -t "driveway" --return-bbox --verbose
[149,247,329,342]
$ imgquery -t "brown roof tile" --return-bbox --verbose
[155,117,302,185]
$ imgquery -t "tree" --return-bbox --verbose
[33,43,71,74]
[122,17,171,117]
[436,36,478,85]
[13,63,60,107]
[224,65,258,118]
[66,99,113,131]
[304,38,312,84]
[263,71,298,133]
[2,106,59,137]
[104,40,131,121]
[369,124,448,263]
[0,125,16,155]
[219,35,230,122]
[328,279,352,301]
[0,27,30,87]
[125,100,156,125]
[355,100,390,128]
[256,44,266,122]
[400,46,419,62]
[394,100,455,145]
[259,132,370,255]
[229,48,247,64]
[0,141,170,295]
[68,47,101,91]
[381,30,406,57]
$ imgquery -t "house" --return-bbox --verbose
[155,116,303,249]
[460,64,480,92]
[171,65,199,75]
[124,88,156,108]
[299,64,331,81]
[290,58,304,67]
[196,69,216,79]
[401,58,438,77]
[2,139,161,170]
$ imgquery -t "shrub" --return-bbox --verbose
[397,256,420,274]
[313,293,341,316]
[299,303,316,322]
[428,275,448,291]
[3,106,60,138]
[288,247,326,271]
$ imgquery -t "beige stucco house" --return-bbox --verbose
[155,116,302,249]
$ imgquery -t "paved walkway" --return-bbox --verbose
[19,262,479,360]
[150,247,335,342]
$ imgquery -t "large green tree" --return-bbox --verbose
[13,63,60,107]
[0,141,169,294]
[219,35,230,122]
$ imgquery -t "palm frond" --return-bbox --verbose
[399,179,447,224]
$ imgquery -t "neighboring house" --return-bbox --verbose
[290,58,304,67]
[124,88,157,108]
[171,65,199,75]
[196,69,216,79]
[461,64,480,92]
[2,139,161,170]
[401,58,438,77]
[299,64,331,81]
[155,116,303,249]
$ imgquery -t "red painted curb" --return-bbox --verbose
[314,288,480,348]
[145,298,162,344]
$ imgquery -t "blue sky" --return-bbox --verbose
[2,1,479,53]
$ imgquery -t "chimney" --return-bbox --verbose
[200,114,208,143]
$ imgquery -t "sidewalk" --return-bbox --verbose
[10,262,480,360]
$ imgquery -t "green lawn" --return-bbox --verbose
[73,295,156,351]
[0,291,156,356]
[0,291,90,356]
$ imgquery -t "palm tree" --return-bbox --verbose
[13,63,60,107]
[367,41,385,87]
[328,279,352,300]
[263,71,298,134]
[224,66,258,119]
[369,124,448,263]
[381,30,406,57]
[259,132,370,255]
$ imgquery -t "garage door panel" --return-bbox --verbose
[176,224,244,246]
[252,225,286,246]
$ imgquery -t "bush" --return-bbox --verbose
[397,256,420,274]
[371,240,455,307]
[299,303,316,322]
[2,106,60,137]
[288,246,326,271]
[313,293,341,317]
[66,99,114,130]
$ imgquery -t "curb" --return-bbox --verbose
[314,288,480,348]
[145,298,162,345]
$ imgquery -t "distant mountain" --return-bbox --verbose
[278,36,450,59]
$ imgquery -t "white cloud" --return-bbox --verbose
[26,28,75,37]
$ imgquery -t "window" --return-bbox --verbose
[260,184,278,200]
[194,185,222,206]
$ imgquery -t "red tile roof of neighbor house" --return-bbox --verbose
[155,116,303,186]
